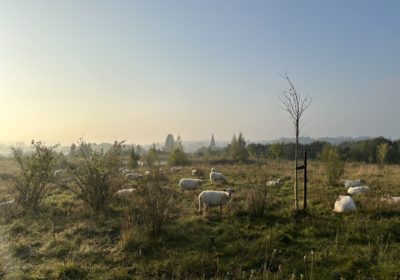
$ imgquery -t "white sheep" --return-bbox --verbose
[179,178,204,192]
[210,171,227,184]
[0,199,16,210]
[341,179,365,188]
[380,195,400,205]
[198,188,234,215]
[116,188,136,199]
[171,166,183,173]
[266,178,282,187]
[192,169,198,176]
[144,170,151,176]
[333,195,356,213]
[125,173,143,180]
[347,186,369,195]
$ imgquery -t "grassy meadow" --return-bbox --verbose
[0,157,400,279]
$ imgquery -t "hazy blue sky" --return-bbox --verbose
[1,1,399,145]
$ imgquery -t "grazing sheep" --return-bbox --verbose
[198,188,234,215]
[333,195,356,213]
[171,166,183,173]
[347,186,370,195]
[125,173,143,180]
[0,199,16,210]
[179,178,203,192]
[380,195,400,205]
[266,178,282,187]
[144,170,151,176]
[210,171,227,184]
[116,188,136,199]
[341,179,365,188]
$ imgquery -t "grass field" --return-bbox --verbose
[1,157,400,279]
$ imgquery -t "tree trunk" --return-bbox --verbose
[294,121,299,210]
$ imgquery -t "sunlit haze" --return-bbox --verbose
[1,1,400,145]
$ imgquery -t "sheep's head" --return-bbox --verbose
[225,187,234,197]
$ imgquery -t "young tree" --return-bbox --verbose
[377,143,390,168]
[145,144,159,166]
[280,73,311,210]
[319,145,344,186]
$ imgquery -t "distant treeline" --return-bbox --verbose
[246,137,400,164]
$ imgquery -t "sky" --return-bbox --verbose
[1,0,399,145]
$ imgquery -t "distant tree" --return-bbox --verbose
[128,146,141,169]
[209,134,216,151]
[377,143,390,168]
[279,72,311,210]
[270,141,284,165]
[319,145,344,186]
[164,134,175,153]
[247,143,268,158]
[145,144,159,166]
[69,143,77,157]
[169,135,189,165]
[229,132,249,162]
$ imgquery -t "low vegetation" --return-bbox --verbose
[1,149,400,279]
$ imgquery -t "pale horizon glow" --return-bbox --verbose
[1,1,400,146]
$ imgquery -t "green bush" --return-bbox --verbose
[129,181,178,235]
[319,145,344,186]
[63,140,124,213]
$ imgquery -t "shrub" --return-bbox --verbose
[129,180,178,235]
[319,145,344,186]
[63,140,124,213]
[11,141,59,212]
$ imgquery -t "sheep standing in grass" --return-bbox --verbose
[116,188,136,199]
[198,188,234,215]
[209,170,227,184]
[179,178,203,192]
[347,186,369,195]
[333,195,356,213]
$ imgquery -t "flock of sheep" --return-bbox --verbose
[1,166,399,216]
[333,179,400,213]
[117,167,234,215]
